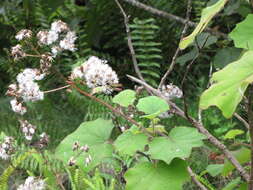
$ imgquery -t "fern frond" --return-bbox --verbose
[130,18,162,87]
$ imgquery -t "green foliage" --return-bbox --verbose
[224,129,244,140]
[222,147,250,176]
[200,51,253,118]
[114,128,149,156]
[130,18,162,87]
[222,177,241,190]
[0,152,29,190]
[55,119,114,171]
[229,14,253,50]
[125,160,189,190]
[147,127,206,164]
[112,90,136,108]
[213,47,242,69]
[136,96,169,119]
[206,164,224,177]
[179,0,229,49]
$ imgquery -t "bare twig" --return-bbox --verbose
[248,85,253,190]
[115,0,145,82]
[121,0,227,38]
[234,113,249,130]
[44,85,70,94]
[187,167,208,190]
[159,0,192,89]
[127,74,250,182]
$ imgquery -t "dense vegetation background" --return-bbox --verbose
[0,0,252,189]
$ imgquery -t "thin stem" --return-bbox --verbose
[248,84,253,190]
[25,54,41,58]
[115,0,146,82]
[187,167,208,190]
[44,85,70,94]
[159,0,192,88]
[234,113,249,130]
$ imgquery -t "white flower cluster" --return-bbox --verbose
[161,84,183,99]
[0,136,14,160]
[15,29,32,41]
[7,68,44,115]
[19,120,36,141]
[17,177,45,190]
[37,20,77,56]
[71,56,119,94]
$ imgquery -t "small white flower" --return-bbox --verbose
[51,46,62,57]
[161,84,183,99]
[47,30,58,45]
[37,31,49,45]
[59,31,77,51]
[15,29,32,41]
[11,44,25,60]
[0,136,14,160]
[10,98,27,115]
[80,144,89,152]
[17,176,45,190]
[19,120,37,141]
[51,20,69,33]
[85,154,92,166]
[0,148,9,160]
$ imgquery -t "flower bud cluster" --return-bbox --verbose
[71,56,119,94]
[7,68,44,115]
[11,44,26,60]
[0,136,15,160]
[17,176,45,190]
[19,120,36,141]
[37,132,50,148]
[40,54,53,74]
[161,84,183,99]
[37,20,77,56]
[68,142,91,166]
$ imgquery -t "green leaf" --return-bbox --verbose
[136,96,169,119]
[112,90,136,107]
[179,0,229,49]
[224,129,244,139]
[238,183,248,190]
[229,14,253,50]
[213,47,242,69]
[200,51,253,118]
[147,127,206,164]
[114,130,148,156]
[55,119,114,171]
[222,147,250,176]
[125,160,189,190]
[222,177,241,190]
[206,164,224,177]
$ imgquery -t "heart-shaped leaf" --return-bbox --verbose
[147,127,206,164]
